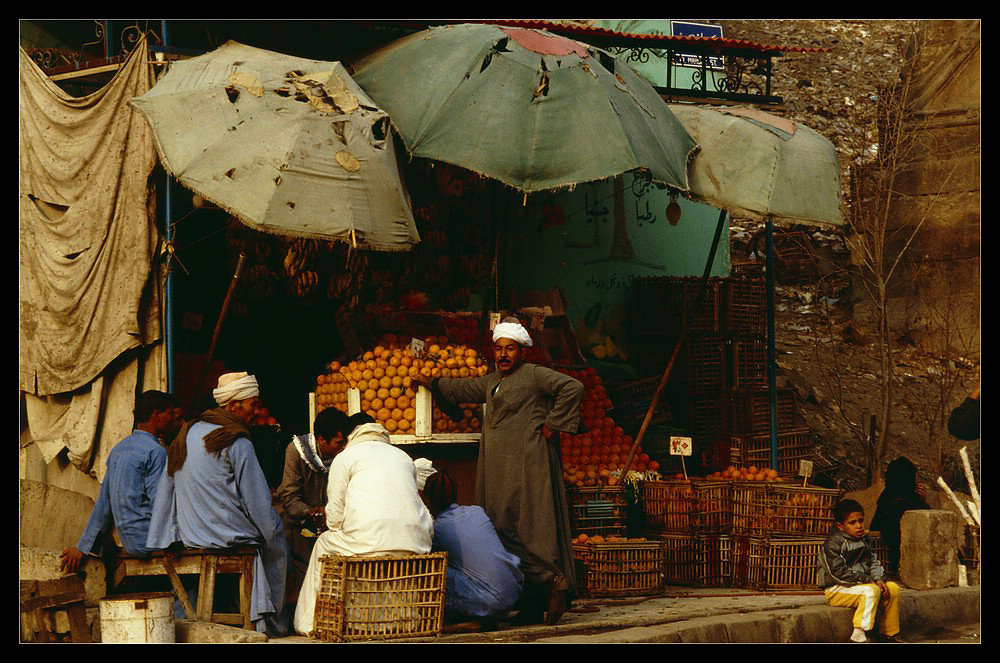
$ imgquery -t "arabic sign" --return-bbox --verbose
[670,436,693,456]
[670,21,724,70]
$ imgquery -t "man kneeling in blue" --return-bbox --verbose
[422,469,524,630]
[147,372,288,636]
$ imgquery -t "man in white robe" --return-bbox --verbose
[293,414,434,636]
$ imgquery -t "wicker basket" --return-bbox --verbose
[658,532,732,588]
[723,386,798,437]
[312,552,447,642]
[731,535,824,590]
[567,485,629,538]
[573,540,665,598]
[731,482,841,537]
[640,479,732,534]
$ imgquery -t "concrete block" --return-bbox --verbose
[721,612,781,643]
[19,479,95,551]
[900,510,962,589]
[676,618,730,643]
[20,545,106,606]
[776,608,842,643]
[175,620,268,644]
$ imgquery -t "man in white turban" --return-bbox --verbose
[147,372,289,636]
[416,317,584,626]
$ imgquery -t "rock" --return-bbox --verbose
[899,510,962,589]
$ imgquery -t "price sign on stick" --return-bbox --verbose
[670,436,692,480]
[410,337,425,357]
[489,312,501,331]
[799,460,813,487]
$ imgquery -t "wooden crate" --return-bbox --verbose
[731,483,841,537]
[573,540,665,598]
[312,553,447,642]
[729,429,815,476]
[640,479,732,534]
[631,276,725,336]
[658,532,732,588]
[724,276,767,336]
[723,386,798,437]
[731,535,825,591]
[567,485,628,538]
[726,336,768,389]
[604,376,671,427]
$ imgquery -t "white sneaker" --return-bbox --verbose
[850,629,869,643]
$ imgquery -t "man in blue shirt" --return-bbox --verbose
[422,469,524,629]
[59,390,184,573]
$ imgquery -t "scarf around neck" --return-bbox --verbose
[292,433,330,473]
[167,408,253,476]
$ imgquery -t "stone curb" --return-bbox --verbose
[532,587,980,644]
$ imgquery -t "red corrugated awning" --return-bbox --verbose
[456,19,831,54]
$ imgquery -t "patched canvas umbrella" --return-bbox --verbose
[351,23,697,194]
[131,41,419,250]
[667,104,845,226]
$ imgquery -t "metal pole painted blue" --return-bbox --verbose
[162,20,175,393]
[766,219,778,470]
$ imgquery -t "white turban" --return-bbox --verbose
[213,372,260,405]
[413,458,437,490]
[492,321,533,347]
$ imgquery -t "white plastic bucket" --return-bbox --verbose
[99,592,176,643]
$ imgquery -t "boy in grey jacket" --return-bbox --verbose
[818,499,903,643]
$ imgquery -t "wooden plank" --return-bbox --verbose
[66,604,93,643]
[20,592,86,612]
[197,556,217,622]
[163,557,197,621]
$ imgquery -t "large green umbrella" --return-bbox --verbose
[667,104,845,226]
[351,23,697,194]
[131,41,419,250]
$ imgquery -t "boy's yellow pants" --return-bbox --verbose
[824,582,901,635]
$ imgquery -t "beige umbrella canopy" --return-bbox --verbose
[668,104,845,227]
[131,41,420,250]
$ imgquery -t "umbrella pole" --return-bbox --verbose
[187,252,246,416]
[766,219,778,471]
[616,208,727,483]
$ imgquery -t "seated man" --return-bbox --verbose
[275,408,350,606]
[293,413,434,636]
[60,390,184,574]
[422,469,524,629]
[147,372,288,636]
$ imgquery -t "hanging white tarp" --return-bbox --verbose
[19,36,162,398]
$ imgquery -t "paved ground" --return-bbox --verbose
[258,584,980,645]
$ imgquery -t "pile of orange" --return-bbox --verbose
[556,366,658,488]
[710,465,781,482]
[315,332,489,435]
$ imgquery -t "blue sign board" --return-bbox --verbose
[670,20,724,69]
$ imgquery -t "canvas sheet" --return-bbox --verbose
[19,35,160,397]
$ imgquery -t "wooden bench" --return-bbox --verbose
[113,547,257,630]
[20,576,92,643]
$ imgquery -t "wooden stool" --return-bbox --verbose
[114,547,256,630]
[20,576,92,642]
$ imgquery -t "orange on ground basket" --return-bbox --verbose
[573,539,665,598]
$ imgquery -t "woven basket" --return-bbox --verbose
[312,552,447,642]
[731,535,824,591]
[573,539,665,598]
